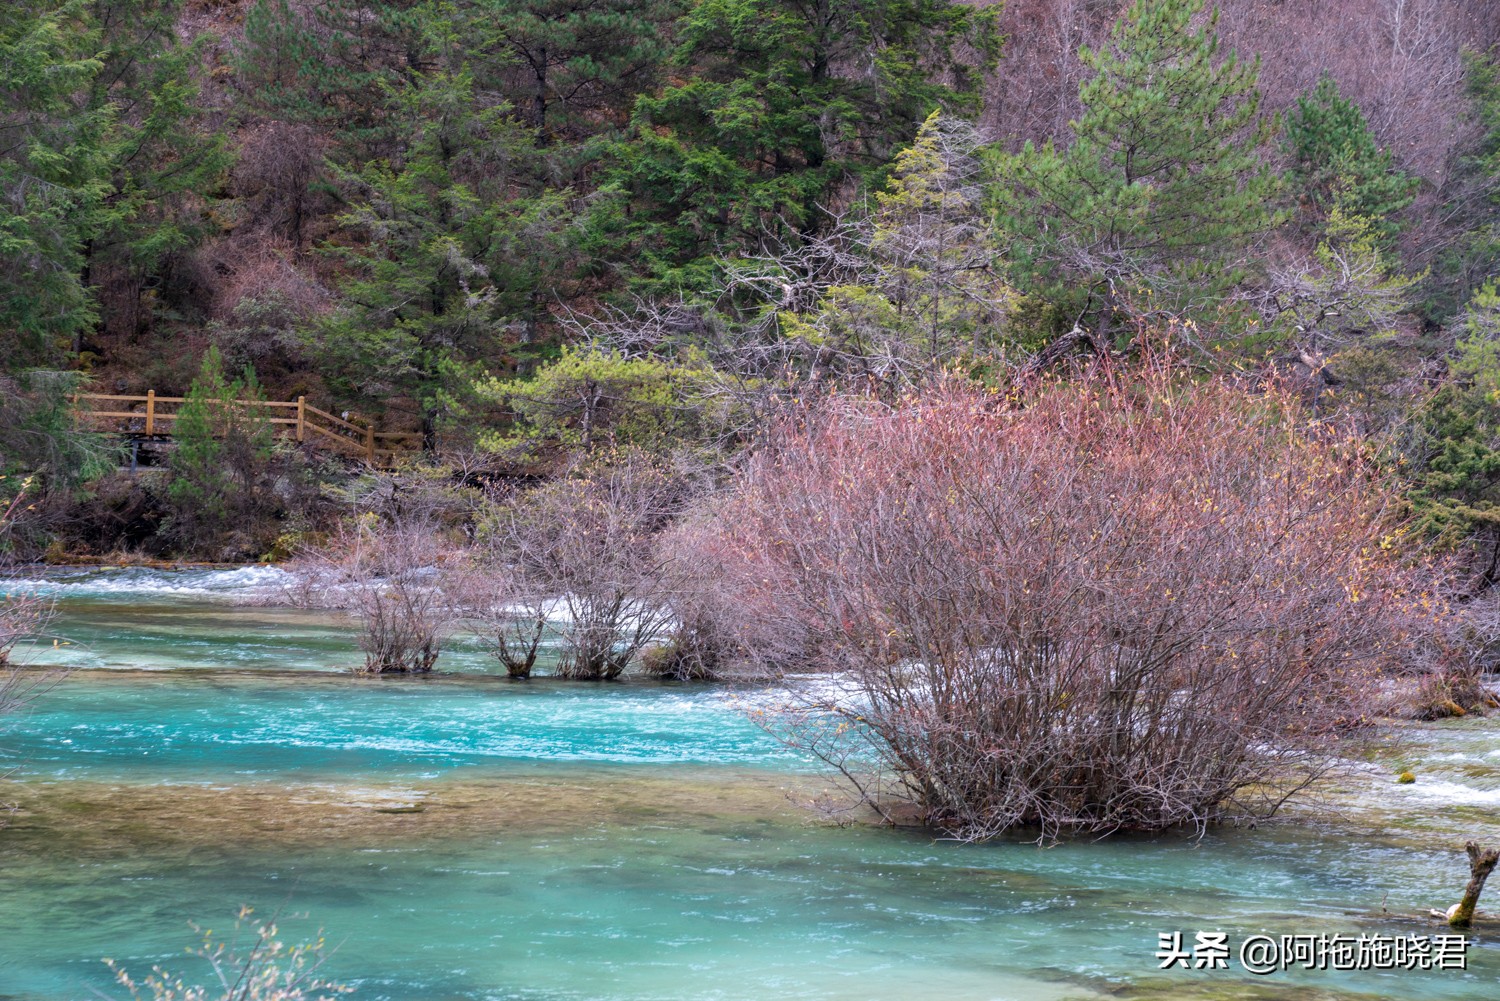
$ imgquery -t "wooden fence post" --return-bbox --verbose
[296,396,306,442]
[365,423,375,466]
[145,390,155,436]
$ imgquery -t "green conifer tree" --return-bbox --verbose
[1401,284,1500,575]
[469,0,675,146]
[165,347,275,550]
[1,2,229,366]
[1283,73,1418,246]
[0,3,113,369]
[995,0,1280,352]
[310,68,575,444]
[237,0,428,158]
[606,0,1001,287]
[81,0,232,347]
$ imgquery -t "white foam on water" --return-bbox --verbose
[1396,777,1500,806]
[2,565,294,599]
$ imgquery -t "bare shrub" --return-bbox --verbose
[349,521,451,675]
[209,236,330,324]
[106,905,350,1001]
[1,591,58,789]
[1405,588,1500,718]
[454,546,551,680]
[297,511,457,675]
[3,484,61,745]
[0,588,53,669]
[709,374,1422,840]
[1438,587,1500,673]
[232,121,329,247]
[1413,665,1497,719]
[476,455,681,680]
[2,573,61,824]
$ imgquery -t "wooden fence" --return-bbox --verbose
[74,392,422,468]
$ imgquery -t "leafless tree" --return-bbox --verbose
[983,0,1120,149]
[475,454,683,680]
[232,120,330,248]
[295,508,459,675]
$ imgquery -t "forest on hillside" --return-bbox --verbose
[2,0,1498,555]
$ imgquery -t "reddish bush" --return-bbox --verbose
[707,375,1424,839]
[644,513,808,680]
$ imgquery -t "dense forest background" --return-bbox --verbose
[3,0,1500,566]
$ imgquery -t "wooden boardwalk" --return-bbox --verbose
[75,392,420,468]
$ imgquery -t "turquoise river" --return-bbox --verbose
[1,567,1497,1000]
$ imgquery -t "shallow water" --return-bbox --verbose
[1,569,1497,1000]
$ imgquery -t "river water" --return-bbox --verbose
[1,568,1497,1000]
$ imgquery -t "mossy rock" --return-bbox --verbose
[1398,771,1416,784]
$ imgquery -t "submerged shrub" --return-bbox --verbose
[298,510,456,675]
[708,375,1423,839]
[2,495,60,766]
[474,453,682,680]
[1413,665,1497,720]
[0,588,52,669]
[642,512,807,681]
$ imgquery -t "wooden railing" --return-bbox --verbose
[74,392,422,468]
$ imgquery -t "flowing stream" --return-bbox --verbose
[1,567,1497,1000]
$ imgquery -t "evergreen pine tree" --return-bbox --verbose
[310,68,576,444]
[469,0,674,146]
[0,3,114,369]
[996,0,1280,350]
[237,0,427,158]
[1402,284,1500,570]
[606,0,1001,287]
[1284,73,1418,246]
[166,347,275,550]
[82,0,232,347]
[1,2,230,366]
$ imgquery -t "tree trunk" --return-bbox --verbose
[422,408,437,453]
[1450,841,1499,928]
[533,52,549,146]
